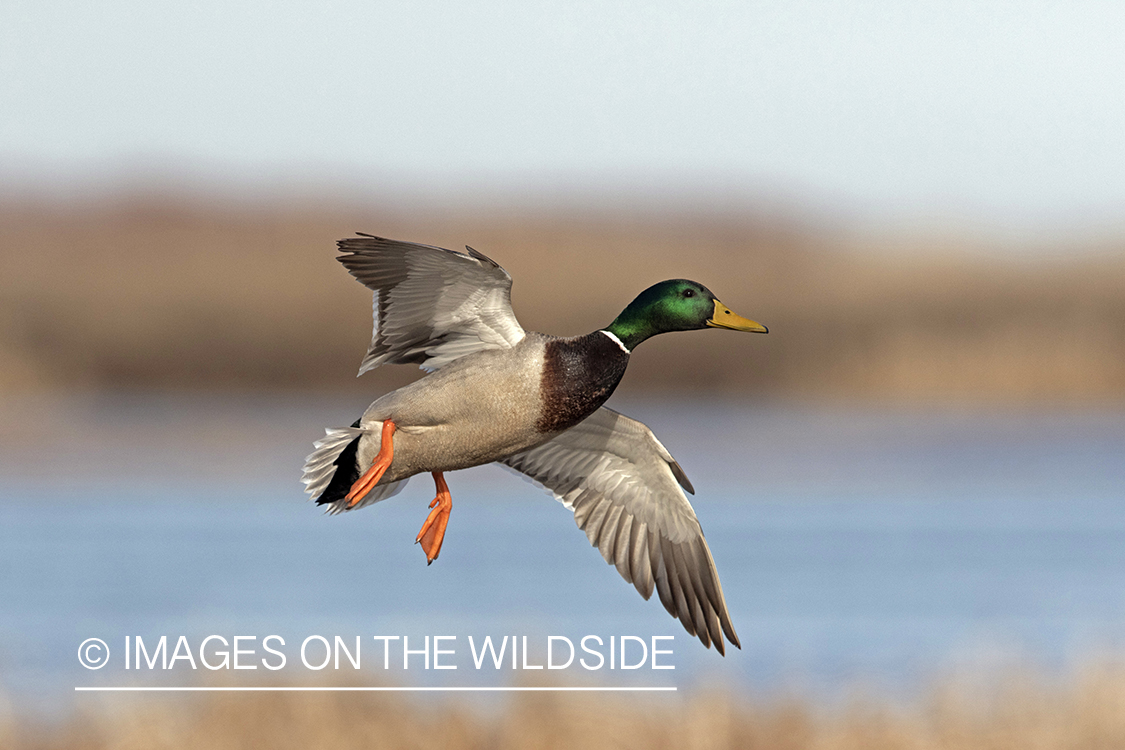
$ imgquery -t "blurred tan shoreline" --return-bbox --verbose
[2,194,1123,403]
[6,668,1125,749]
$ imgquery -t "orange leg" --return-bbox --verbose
[415,471,453,565]
[345,419,396,507]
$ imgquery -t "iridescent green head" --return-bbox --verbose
[603,279,767,352]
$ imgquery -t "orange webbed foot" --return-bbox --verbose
[416,471,452,565]
[345,419,396,507]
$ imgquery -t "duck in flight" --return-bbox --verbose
[301,234,768,653]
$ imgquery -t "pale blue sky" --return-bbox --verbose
[3,0,1124,231]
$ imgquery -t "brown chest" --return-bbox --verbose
[536,332,630,433]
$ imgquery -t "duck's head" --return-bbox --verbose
[604,279,767,352]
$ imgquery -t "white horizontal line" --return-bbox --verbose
[75,686,676,693]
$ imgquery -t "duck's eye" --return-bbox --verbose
[683,289,694,298]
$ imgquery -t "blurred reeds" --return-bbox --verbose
[7,668,1125,749]
[1,194,1123,401]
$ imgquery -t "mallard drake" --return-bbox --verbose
[301,234,767,654]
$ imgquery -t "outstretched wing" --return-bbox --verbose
[337,234,526,374]
[500,407,740,654]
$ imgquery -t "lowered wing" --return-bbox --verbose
[500,407,740,654]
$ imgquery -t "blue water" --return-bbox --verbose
[1,396,1123,711]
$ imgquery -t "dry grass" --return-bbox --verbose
[7,669,1125,750]
[2,194,1124,401]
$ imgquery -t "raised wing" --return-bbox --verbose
[338,234,526,374]
[500,407,740,654]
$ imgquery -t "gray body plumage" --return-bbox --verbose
[300,234,741,654]
[354,333,554,482]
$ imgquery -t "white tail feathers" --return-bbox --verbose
[300,426,408,514]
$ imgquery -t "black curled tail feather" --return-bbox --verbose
[314,434,362,507]
[300,419,410,514]
[301,423,364,503]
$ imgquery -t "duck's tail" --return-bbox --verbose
[301,422,408,514]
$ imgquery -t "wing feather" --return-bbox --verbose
[500,407,740,654]
[337,235,525,373]
[631,523,654,599]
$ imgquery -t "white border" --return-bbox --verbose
[76,686,675,692]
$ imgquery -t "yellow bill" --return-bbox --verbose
[706,300,768,333]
